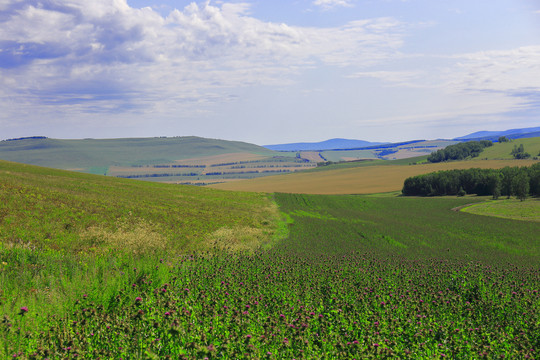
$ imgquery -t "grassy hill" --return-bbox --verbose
[0,159,283,254]
[0,136,277,174]
[479,136,540,159]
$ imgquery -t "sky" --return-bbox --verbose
[1,0,539,145]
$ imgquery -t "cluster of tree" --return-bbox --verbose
[378,149,398,157]
[498,136,510,143]
[511,144,531,159]
[402,163,540,201]
[427,140,493,163]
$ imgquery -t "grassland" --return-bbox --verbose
[211,159,539,194]
[480,137,540,159]
[0,136,277,172]
[1,160,539,358]
[460,198,540,222]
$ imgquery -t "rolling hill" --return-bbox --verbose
[0,136,276,171]
[263,138,384,151]
[454,126,540,141]
[478,136,540,159]
[0,136,318,183]
[0,159,282,253]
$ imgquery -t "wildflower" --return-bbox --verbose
[164,312,171,317]
[135,297,142,303]
[18,307,28,316]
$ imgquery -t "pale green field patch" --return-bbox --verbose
[460,198,540,222]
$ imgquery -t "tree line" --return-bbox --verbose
[427,140,493,163]
[402,164,540,200]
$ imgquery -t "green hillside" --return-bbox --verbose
[0,136,276,173]
[0,159,282,254]
[480,136,540,159]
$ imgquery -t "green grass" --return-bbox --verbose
[274,193,540,263]
[1,161,539,359]
[0,160,281,253]
[480,137,540,159]
[0,160,284,341]
[460,198,540,222]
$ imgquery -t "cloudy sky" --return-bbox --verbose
[1,0,539,144]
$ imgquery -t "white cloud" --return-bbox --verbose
[347,70,423,86]
[0,0,405,118]
[313,0,355,10]
[448,46,540,94]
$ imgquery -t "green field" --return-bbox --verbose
[460,198,540,222]
[1,160,539,358]
[480,137,540,159]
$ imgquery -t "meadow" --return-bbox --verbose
[1,160,539,359]
[480,137,540,160]
[460,198,540,222]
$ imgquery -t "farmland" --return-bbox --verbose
[211,158,539,194]
[0,137,318,183]
[1,159,539,358]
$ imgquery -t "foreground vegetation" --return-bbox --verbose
[1,161,539,358]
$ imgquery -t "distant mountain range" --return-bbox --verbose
[263,138,385,151]
[454,126,540,141]
[263,127,540,151]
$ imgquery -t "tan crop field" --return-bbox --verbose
[210,159,539,194]
[173,152,272,166]
[300,151,325,162]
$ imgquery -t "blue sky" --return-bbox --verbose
[1,0,539,144]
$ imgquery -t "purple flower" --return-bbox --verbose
[19,307,28,315]
[135,297,142,303]
[164,312,171,316]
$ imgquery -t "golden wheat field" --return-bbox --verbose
[210,159,539,194]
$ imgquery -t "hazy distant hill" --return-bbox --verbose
[264,138,384,151]
[454,126,540,141]
[0,136,276,173]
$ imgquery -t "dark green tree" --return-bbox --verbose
[512,172,530,201]
[486,172,502,200]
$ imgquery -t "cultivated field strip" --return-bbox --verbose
[211,159,539,194]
